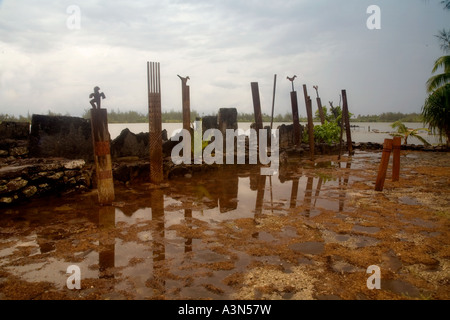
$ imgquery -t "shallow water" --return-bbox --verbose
[0,151,448,300]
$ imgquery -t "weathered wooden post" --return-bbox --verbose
[313,86,325,125]
[287,76,301,146]
[147,62,163,184]
[302,84,309,110]
[270,74,277,130]
[305,95,315,160]
[251,82,264,135]
[375,139,393,192]
[90,87,115,205]
[218,108,238,161]
[341,90,354,156]
[178,75,191,133]
[392,136,401,182]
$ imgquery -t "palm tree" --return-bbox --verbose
[426,55,450,92]
[423,84,450,145]
[422,2,450,146]
[390,121,430,146]
[423,51,450,146]
[435,29,450,53]
[442,0,450,10]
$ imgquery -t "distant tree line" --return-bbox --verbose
[353,112,423,123]
[1,109,424,124]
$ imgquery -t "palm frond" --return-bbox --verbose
[431,55,450,74]
[411,134,431,146]
[426,73,450,93]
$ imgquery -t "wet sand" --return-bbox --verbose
[0,150,449,300]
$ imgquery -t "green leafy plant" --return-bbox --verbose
[303,121,341,145]
[314,121,341,145]
[390,121,430,145]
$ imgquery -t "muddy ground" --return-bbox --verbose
[0,150,448,300]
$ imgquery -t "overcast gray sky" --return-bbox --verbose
[0,0,449,118]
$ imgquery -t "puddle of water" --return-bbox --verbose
[352,225,380,234]
[289,242,325,255]
[382,279,421,298]
[399,197,421,206]
[322,230,379,249]
[0,153,392,299]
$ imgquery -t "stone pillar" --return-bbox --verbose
[91,108,115,205]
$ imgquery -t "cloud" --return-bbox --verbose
[0,0,448,119]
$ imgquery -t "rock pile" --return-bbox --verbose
[0,159,92,206]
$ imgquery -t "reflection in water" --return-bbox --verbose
[184,208,192,253]
[98,206,115,279]
[150,188,166,295]
[304,176,314,217]
[219,168,239,213]
[254,175,266,217]
[290,177,299,209]
[91,161,353,296]
[0,154,362,299]
[339,161,352,212]
[151,189,165,262]
[313,177,323,208]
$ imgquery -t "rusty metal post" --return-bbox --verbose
[392,136,401,182]
[148,62,163,184]
[341,90,354,156]
[375,139,393,192]
[91,108,115,205]
[306,96,315,160]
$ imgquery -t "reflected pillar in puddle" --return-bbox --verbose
[253,174,266,239]
[184,208,192,253]
[254,175,266,217]
[98,206,115,279]
[219,168,239,213]
[149,189,166,295]
[339,161,352,212]
[313,177,323,208]
[151,189,165,262]
[290,177,299,209]
[304,177,314,217]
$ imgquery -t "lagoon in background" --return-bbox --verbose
[108,122,442,145]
